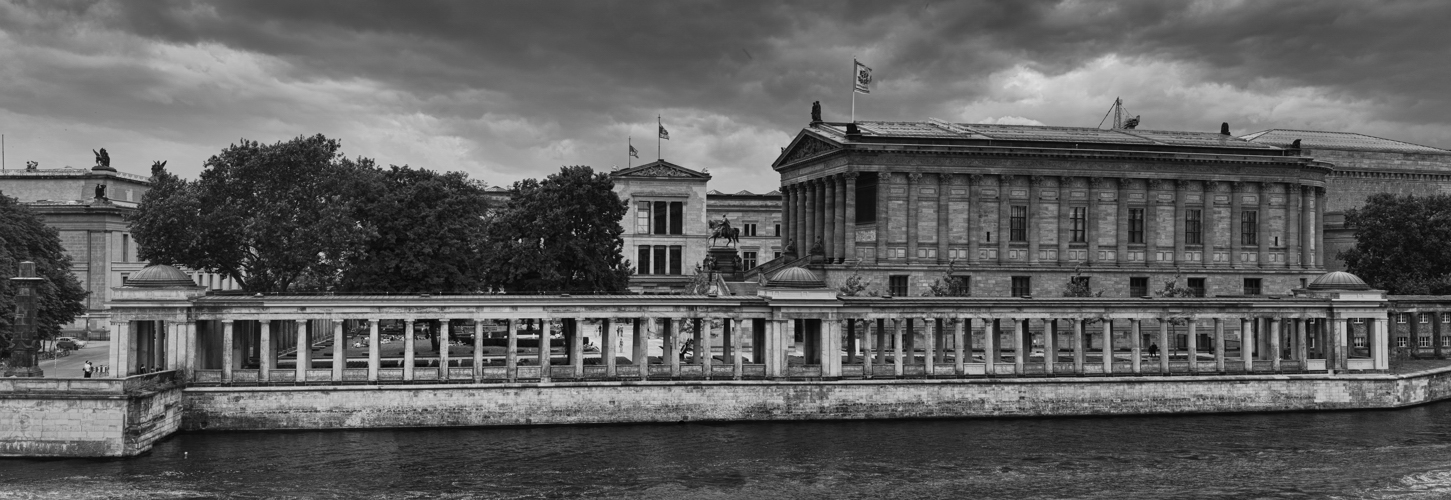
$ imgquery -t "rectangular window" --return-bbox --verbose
[1397,337,1408,348]
[1355,336,1367,348]
[668,246,683,275]
[637,202,651,234]
[1243,278,1262,296]
[1010,206,1027,242]
[652,246,667,275]
[1185,209,1202,245]
[669,202,684,235]
[888,275,908,297]
[1241,211,1258,246]
[1419,336,1431,348]
[1011,276,1031,297]
[743,223,758,237]
[1128,208,1145,244]
[1399,313,1409,324]
[652,201,668,234]
[743,251,758,269]
[1444,336,1450,347]
[774,224,781,237]
[1422,313,1432,324]
[1130,277,1149,297]
[855,172,878,224]
[773,251,782,259]
[122,234,131,262]
[1070,207,1086,243]
[1187,278,1206,298]
[638,246,651,275]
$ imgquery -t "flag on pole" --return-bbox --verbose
[853,59,873,94]
[629,144,639,158]
[658,123,670,140]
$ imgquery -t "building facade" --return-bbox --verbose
[768,121,1333,299]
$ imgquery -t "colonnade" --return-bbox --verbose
[778,173,1326,268]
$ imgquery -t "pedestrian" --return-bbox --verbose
[1148,343,1160,359]
[83,360,94,378]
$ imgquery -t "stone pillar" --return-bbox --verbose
[1115,178,1129,266]
[108,321,125,378]
[983,318,996,375]
[967,175,981,265]
[1336,317,1349,372]
[1013,318,1025,375]
[923,318,936,374]
[835,175,848,263]
[1270,318,1282,372]
[1187,318,1198,373]
[367,319,379,382]
[1045,319,1057,375]
[1158,319,1171,374]
[998,175,1011,265]
[724,317,737,364]
[875,318,887,364]
[1375,318,1390,370]
[1130,319,1142,374]
[505,319,518,382]
[259,320,272,381]
[903,319,916,366]
[781,185,792,252]
[439,321,450,381]
[332,321,345,382]
[845,173,858,262]
[795,185,807,257]
[937,174,950,263]
[1145,180,1162,266]
[805,182,817,253]
[1287,183,1301,268]
[1073,319,1085,375]
[635,318,650,380]
[1203,181,1216,269]
[402,320,415,381]
[762,320,779,378]
[601,318,615,378]
[824,176,837,260]
[1214,318,1226,372]
[953,319,966,375]
[1296,318,1309,367]
[666,318,680,377]
[862,320,874,377]
[1058,176,1071,266]
[1257,182,1270,268]
[894,319,905,377]
[700,318,714,377]
[1027,176,1040,265]
[1230,182,1244,269]
[1088,177,1101,265]
[572,319,585,378]
[473,320,484,382]
[539,319,552,382]
[1315,188,1326,268]
[1102,320,1113,374]
[876,174,889,264]
[221,320,234,383]
[1242,318,1254,372]
[1300,186,1313,268]
[1173,180,1187,266]
[732,318,744,379]
[907,173,920,263]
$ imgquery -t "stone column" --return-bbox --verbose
[1088,177,1101,265]
[602,318,616,378]
[835,175,848,263]
[795,185,807,256]
[732,318,744,379]
[1027,176,1041,265]
[572,319,585,378]
[259,320,272,381]
[221,320,234,382]
[937,174,950,263]
[539,320,552,382]
[1073,319,1085,375]
[367,319,379,382]
[967,175,981,265]
[894,319,905,377]
[1159,319,1171,374]
[924,318,937,374]
[1145,180,1161,266]
[862,320,874,377]
[1102,320,1113,374]
[635,318,650,380]
[903,319,916,366]
[1258,182,1270,268]
[724,317,737,364]
[824,176,837,260]
[1269,318,1281,372]
[1173,180,1187,266]
[1130,318,1142,374]
[1242,318,1254,372]
[332,321,345,382]
[1203,181,1216,269]
[907,173,920,263]
[1058,176,1072,266]
[1300,186,1313,268]
[473,320,484,382]
[845,173,858,262]
[1045,319,1057,375]
[439,321,450,381]
[1231,182,1244,269]
[1186,318,1198,373]
[666,318,680,377]
[876,174,889,264]
[701,318,714,377]
[954,319,966,375]
[1296,318,1309,368]
[998,175,1012,265]
[1375,318,1390,370]
[505,319,518,382]
[402,319,415,381]
[1287,183,1301,268]
[781,185,792,252]
[805,182,817,253]
[1116,178,1129,266]
[875,318,887,364]
[108,321,125,378]
[1013,318,1025,375]
[1214,318,1226,372]
[292,320,309,382]
[983,318,996,375]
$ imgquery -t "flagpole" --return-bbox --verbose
[657,115,662,161]
[851,58,856,123]
[629,136,632,169]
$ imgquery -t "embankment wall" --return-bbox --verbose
[0,375,182,457]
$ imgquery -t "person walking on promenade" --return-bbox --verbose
[1148,343,1160,360]
[82,360,94,378]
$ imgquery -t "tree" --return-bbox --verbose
[1062,270,1102,297]
[485,166,632,293]
[924,261,969,297]
[1341,193,1451,294]
[334,166,492,293]
[0,193,89,350]
[130,135,374,293]
[1155,274,1197,298]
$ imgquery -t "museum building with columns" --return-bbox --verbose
[765,120,1331,299]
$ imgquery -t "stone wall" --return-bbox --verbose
[182,368,1451,431]
[0,375,183,457]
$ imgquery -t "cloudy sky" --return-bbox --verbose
[3,0,1449,192]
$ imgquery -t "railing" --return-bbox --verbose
[0,371,178,394]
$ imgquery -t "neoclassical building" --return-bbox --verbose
[766,121,1332,298]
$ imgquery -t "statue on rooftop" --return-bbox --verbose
[92,148,110,169]
[709,216,739,248]
[94,183,107,200]
[809,236,825,256]
[25,161,37,171]
[811,101,822,124]
[784,238,797,257]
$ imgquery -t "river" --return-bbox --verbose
[4,403,1451,499]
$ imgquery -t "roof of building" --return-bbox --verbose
[705,189,780,197]
[1240,129,1450,154]
[611,160,711,179]
[126,264,199,288]
[1307,271,1371,291]
[765,266,827,289]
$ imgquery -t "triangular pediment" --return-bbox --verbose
[772,130,843,169]
[612,160,711,179]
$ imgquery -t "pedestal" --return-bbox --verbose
[707,247,744,281]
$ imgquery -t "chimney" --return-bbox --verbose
[1220,123,1230,136]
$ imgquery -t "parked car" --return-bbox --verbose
[56,337,87,349]
[56,339,81,351]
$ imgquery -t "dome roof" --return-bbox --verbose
[1307,271,1371,291]
[126,264,198,288]
[766,266,827,289]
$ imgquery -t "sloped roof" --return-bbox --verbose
[1240,129,1450,154]
[611,160,711,179]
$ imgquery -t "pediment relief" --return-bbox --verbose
[781,135,839,165]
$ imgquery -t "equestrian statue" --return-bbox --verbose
[709,216,740,248]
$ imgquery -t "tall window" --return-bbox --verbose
[1011,276,1031,297]
[638,245,684,275]
[743,223,758,236]
[653,246,667,275]
[636,202,651,234]
[653,201,668,234]
[668,246,682,275]
[743,251,758,269]
[1130,277,1149,297]
[1241,210,1258,246]
[1243,278,1262,296]
[1070,207,1086,243]
[774,224,781,237]
[1187,278,1206,297]
[889,275,908,297]
[1010,206,1027,242]
[637,247,652,275]
[1128,208,1145,244]
[668,202,684,235]
[855,172,879,224]
[1185,209,1202,245]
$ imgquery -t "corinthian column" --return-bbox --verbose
[907,172,921,263]
[844,173,858,262]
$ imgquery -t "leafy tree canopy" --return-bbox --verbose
[925,261,970,296]
[0,192,89,347]
[486,166,631,293]
[1341,193,1451,294]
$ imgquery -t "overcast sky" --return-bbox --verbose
[3,0,1449,192]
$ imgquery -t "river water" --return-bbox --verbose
[5,404,1451,499]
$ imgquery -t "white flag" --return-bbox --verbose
[853,59,872,94]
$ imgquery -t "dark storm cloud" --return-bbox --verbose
[3,0,1449,190]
